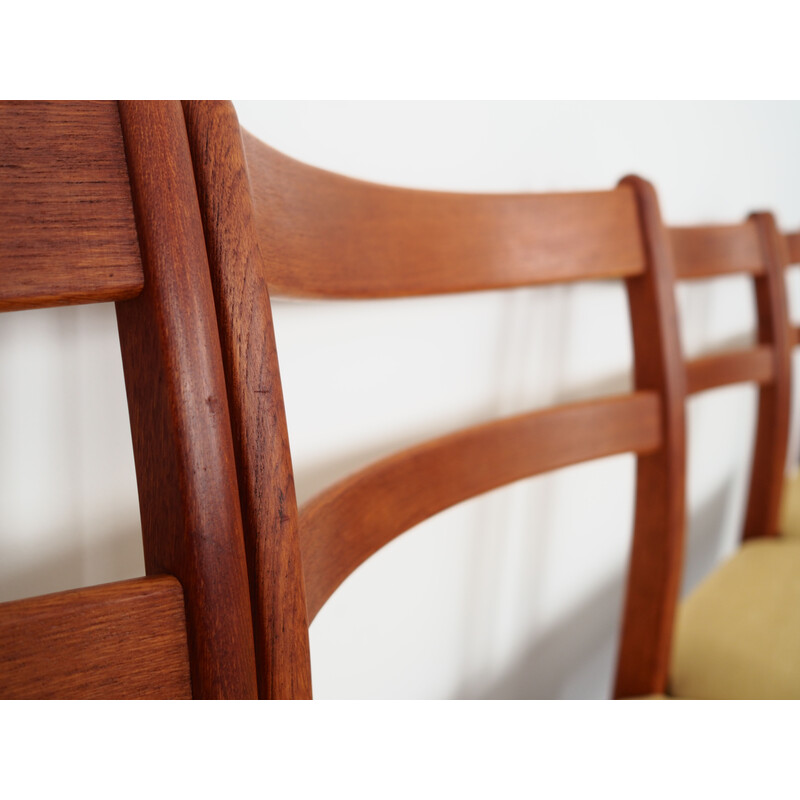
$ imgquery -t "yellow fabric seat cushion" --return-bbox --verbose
[627,694,670,699]
[669,537,800,699]
[779,469,800,539]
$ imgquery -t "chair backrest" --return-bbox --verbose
[12,102,785,699]
[668,219,792,542]
[182,101,688,699]
[0,101,258,698]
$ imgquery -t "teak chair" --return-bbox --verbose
[0,102,259,698]
[661,219,800,698]
[182,101,688,699]
[1,100,795,699]
[776,230,800,537]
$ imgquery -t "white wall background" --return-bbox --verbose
[2,102,800,698]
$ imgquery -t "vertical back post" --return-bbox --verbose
[182,101,312,699]
[742,212,792,539]
[614,176,687,698]
[116,101,258,699]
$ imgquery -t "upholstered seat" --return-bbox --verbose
[779,469,800,539]
[669,537,800,699]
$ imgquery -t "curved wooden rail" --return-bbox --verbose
[299,392,662,621]
[686,346,774,395]
[242,132,646,298]
[670,222,763,279]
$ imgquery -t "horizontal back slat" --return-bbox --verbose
[670,222,763,279]
[243,133,646,298]
[787,232,800,265]
[0,101,143,312]
[0,575,192,699]
[686,347,774,395]
[300,392,662,620]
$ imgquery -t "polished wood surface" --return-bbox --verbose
[614,176,688,699]
[183,101,312,699]
[742,213,792,540]
[236,119,711,696]
[0,102,143,311]
[786,232,800,265]
[115,101,258,698]
[686,346,774,395]
[300,392,662,622]
[243,133,647,298]
[6,101,791,699]
[0,576,192,699]
[669,216,792,543]
[670,222,763,279]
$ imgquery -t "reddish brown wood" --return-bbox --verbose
[0,101,143,311]
[207,123,690,697]
[182,101,312,699]
[742,213,792,540]
[614,176,687,699]
[300,392,662,622]
[670,222,763,279]
[242,133,647,298]
[786,232,800,265]
[791,327,800,347]
[115,101,258,699]
[0,576,192,699]
[669,217,791,542]
[686,346,774,395]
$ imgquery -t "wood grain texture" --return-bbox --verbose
[242,132,647,298]
[686,346,774,395]
[786,232,800,265]
[614,176,687,699]
[182,101,312,699]
[0,101,143,311]
[0,576,191,699]
[670,222,763,279]
[115,101,258,699]
[742,213,792,540]
[300,392,662,622]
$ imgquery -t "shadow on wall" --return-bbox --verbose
[298,352,753,698]
[294,371,636,507]
[0,302,144,604]
[454,563,626,699]
[0,292,764,697]
[451,477,740,699]
[0,522,145,604]
[681,478,740,595]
